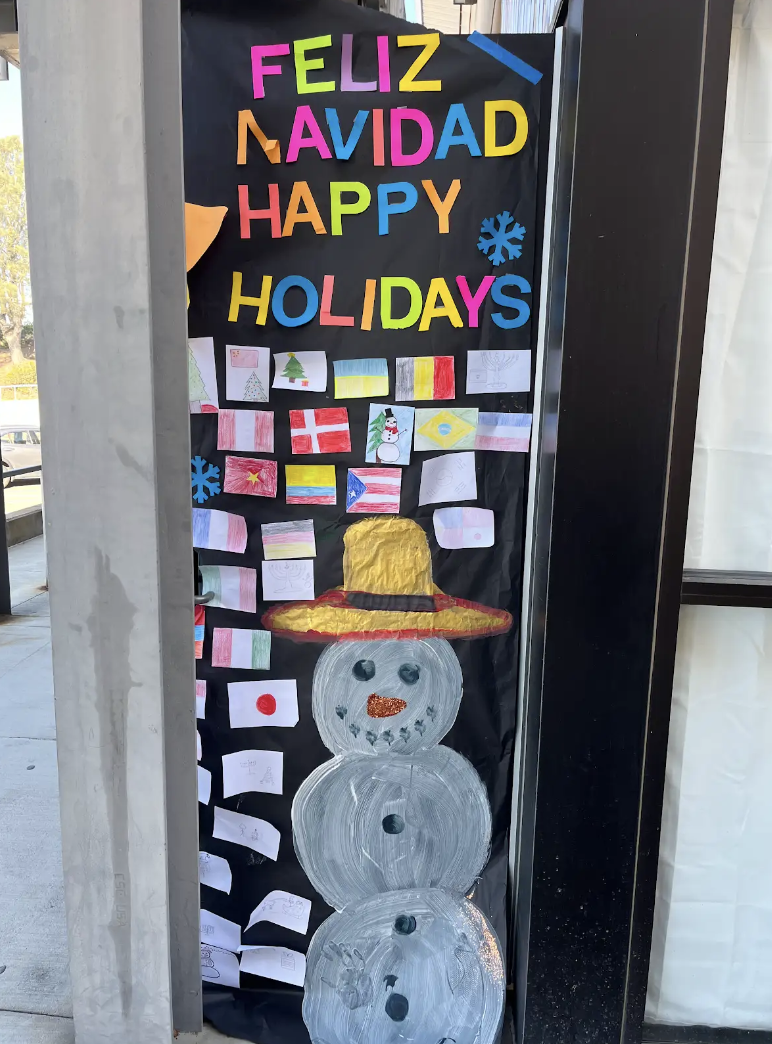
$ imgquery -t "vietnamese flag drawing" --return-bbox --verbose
[224,456,277,497]
[228,680,299,729]
[195,605,205,659]
[218,409,274,453]
[346,468,402,513]
[395,357,455,402]
[289,408,351,455]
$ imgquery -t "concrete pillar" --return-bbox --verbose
[18,0,201,1039]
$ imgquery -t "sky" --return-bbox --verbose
[0,64,22,140]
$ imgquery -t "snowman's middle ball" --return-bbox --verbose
[312,637,463,755]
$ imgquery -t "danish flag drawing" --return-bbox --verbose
[289,408,351,455]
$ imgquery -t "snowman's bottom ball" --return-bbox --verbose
[292,747,492,911]
[303,888,505,1044]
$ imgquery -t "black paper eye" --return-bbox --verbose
[398,663,420,685]
[353,659,376,681]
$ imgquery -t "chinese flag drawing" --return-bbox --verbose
[223,456,278,497]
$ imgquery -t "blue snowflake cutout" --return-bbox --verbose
[477,212,526,266]
[191,456,221,504]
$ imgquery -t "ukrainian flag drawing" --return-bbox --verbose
[333,358,389,398]
[286,464,337,505]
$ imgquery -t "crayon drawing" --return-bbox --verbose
[334,358,389,398]
[395,356,455,401]
[466,350,531,394]
[346,468,402,513]
[290,408,351,454]
[286,464,336,506]
[414,408,478,452]
[365,404,414,466]
[226,346,270,403]
[261,519,316,560]
[189,337,219,413]
[223,456,278,497]
[273,351,327,392]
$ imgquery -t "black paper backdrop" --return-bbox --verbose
[182,2,552,1039]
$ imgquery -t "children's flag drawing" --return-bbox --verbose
[189,337,219,413]
[246,891,312,935]
[228,680,299,729]
[285,464,336,505]
[239,947,306,989]
[366,404,414,466]
[223,456,278,497]
[475,412,532,452]
[273,351,327,392]
[419,452,478,506]
[212,628,271,670]
[346,468,402,514]
[289,408,351,454]
[201,909,241,953]
[261,520,316,560]
[218,410,274,453]
[197,730,202,761]
[414,408,479,451]
[333,358,389,398]
[201,944,240,989]
[194,606,205,659]
[199,852,232,894]
[395,356,455,401]
[466,350,532,394]
[198,766,212,805]
[222,749,284,799]
[192,508,248,553]
[433,507,495,549]
[199,566,257,613]
[262,560,315,601]
[226,346,270,402]
[196,680,206,719]
[212,806,280,861]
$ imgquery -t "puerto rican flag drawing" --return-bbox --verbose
[289,408,351,454]
[346,468,402,514]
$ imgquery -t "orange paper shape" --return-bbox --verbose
[186,203,228,272]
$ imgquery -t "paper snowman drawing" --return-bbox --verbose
[263,518,512,1044]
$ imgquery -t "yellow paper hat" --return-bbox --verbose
[262,518,512,642]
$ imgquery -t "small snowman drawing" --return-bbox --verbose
[368,407,408,465]
[263,518,512,1044]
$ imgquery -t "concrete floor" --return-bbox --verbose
[0,537,246,1044]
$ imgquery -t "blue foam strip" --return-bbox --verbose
[467,32,543,84]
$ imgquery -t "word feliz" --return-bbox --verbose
[229,272,531,331]
[254,33,481,98]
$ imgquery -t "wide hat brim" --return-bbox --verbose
[262,586,512,642]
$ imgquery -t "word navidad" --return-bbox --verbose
[229,272,531,331]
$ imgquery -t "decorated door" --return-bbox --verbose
[183,2,553,1040]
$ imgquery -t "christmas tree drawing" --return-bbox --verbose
[260,766,275,788]
[188,344,208,406]
[368,410,387,454]
[243,370,267,402]
[282,352,306,385]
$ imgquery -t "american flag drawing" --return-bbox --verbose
[289,408,351,454]
[346,468,402,514]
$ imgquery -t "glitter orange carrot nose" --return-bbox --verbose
[367,694,408,719]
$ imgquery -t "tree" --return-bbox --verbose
[0,137,30,366]
[368,410,387,454]
[281,353,306,383]
[243,370,266,402]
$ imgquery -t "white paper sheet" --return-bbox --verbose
[418,451,477,506]
[272,351,327,392]
[197,731,202,761]
[239,946,306,988]
[228,680,299,729]
[225,345,270,403]
[200,909,241,952]
[222,750,283,798]
[261,560,314,601]
[212,806,280,861]
[465,349,531,394]
[246,891,312,935]
[189,337,219,413]
[198,766,211,805]
[199,851,232,894]
[201,943,241,988]
[433,507,494,549]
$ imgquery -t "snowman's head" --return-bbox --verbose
[312,638,462,755]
